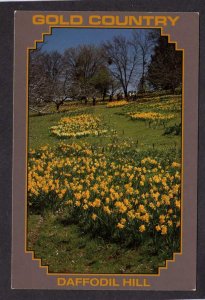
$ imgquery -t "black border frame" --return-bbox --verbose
[0,1,204,299]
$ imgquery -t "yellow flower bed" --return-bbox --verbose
[107,100,128,108]
[28,143,181,249]
[139,98,181,113]
[50,114,107,138]
[129,112,175,121]
[150,100,181,112]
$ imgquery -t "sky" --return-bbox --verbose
[38,28,148,53]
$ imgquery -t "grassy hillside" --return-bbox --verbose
[29,95,181,151]
[27,94,182,274]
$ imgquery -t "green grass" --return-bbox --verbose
[29,99,181,152]
[28,213,167,274]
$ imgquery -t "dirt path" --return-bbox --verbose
[27,215,44,249]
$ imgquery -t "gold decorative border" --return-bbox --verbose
[25,24,184,277]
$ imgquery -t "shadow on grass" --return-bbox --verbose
[27,213,171,274]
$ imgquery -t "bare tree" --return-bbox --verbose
[131,29,157,93]
[63,45,106,103]
[103,35,139,99]
[29,32,158,112]
[29,48,48,109]
[109,77,122,101]
[42,51,66,110]
[29,50,74,112]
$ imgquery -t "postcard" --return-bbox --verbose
[12,11,198,290]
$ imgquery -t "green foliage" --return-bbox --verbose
[174,86,182,95]
[146,36,182,92]
[164,123,181,136]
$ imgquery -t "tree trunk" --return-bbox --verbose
[92,97,96,106]
[124,90,128,100]
[56,103,60,111]
[171,86,175,94]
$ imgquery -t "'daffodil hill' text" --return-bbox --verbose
[57,277,151,287]
[32,15,179,27]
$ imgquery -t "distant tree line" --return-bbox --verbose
[29,29,182,112]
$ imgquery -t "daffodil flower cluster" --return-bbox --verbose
[148,99,181,113]
[107,100,129,108]
[121,95,181,116]
[28,143,181,249]
[129,112,175,121]
[50,114,108,138]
